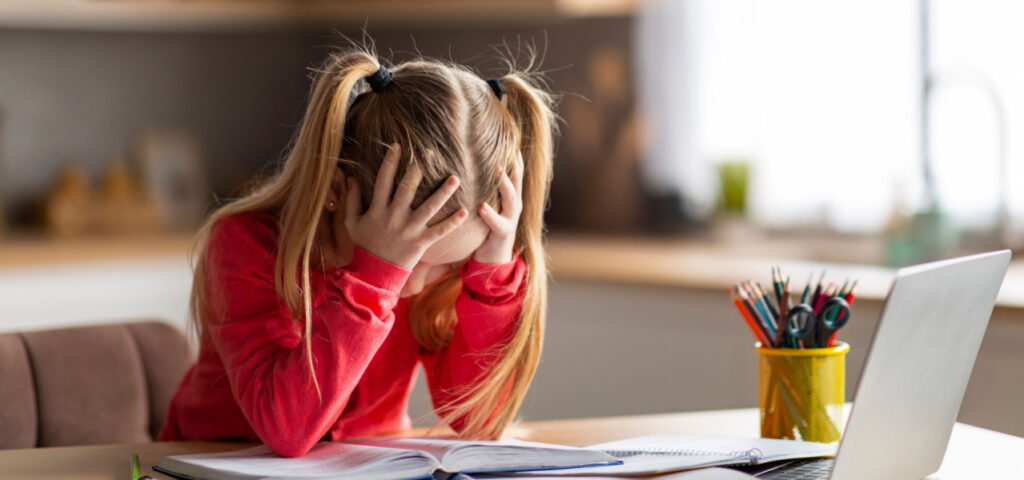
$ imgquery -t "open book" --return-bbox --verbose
[479,434,837,477]
[152,437,621,480]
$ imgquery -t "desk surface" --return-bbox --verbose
[1,409,1022,479]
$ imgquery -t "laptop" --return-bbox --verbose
[730,249,1011,480]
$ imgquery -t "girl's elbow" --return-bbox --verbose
[262,431,319,458]
[250,416,323,457]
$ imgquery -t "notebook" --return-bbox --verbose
[452,467,758,480]
[489,434,836,477]
[152,436,621,480]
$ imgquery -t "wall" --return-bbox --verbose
[0,29,321,222]
[0,17,634,230]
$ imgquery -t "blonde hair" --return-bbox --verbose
[188,42,556,441]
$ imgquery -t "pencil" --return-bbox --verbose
[813,282,833,314]
[772,266,785,305]
[837,279,850,298]
[800,272,813,305]
[775,276,791,348]
[756,282,780,334]
[741,284,776,340]
[756,282,781,323]
[731,287,771,346]
[845,280,858,304]
[740,285,775,343]
[811,270,825,308]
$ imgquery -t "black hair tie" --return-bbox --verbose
[365,65,394,93]
[486,78,505,100]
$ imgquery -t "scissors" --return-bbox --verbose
[785,296,851,348]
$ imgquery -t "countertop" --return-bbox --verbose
[3,230,1023,309]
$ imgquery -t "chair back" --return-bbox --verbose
[0,321,193,449]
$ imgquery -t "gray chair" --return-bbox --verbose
[0,321,193,449]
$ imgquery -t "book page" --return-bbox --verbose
[344,437,620,474]
[506,434,836,476]
[344,436,464,460]
[453,467,757,479]
[155,442,439,480]
[445,438,619,473]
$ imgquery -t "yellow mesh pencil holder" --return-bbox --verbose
[756,341,848,443]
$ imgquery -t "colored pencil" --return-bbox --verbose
[800,272,813,304]
[845,280,858,304]
[813,282,833,314]
[837,279,850,298]
[811,270,825,308]
[731,287,771,346]
[729,269,858,350]
[772,266,785,306]
[738,285,774,343]
[746,284,776,338]
[756,282,780,322]
[775,276,791,348]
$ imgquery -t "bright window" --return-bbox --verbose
[638,0,1024,236]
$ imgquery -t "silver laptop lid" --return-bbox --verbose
[830,250,1011,480]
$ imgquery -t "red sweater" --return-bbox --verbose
[158,210,526,457]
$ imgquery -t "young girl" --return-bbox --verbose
[158,45,556,458]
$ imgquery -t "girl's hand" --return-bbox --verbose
[474,153,524,264]
[345,143,468,269]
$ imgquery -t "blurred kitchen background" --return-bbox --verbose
[2,0,1024,437]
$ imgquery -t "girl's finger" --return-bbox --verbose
[344,178,361,230]
[424,208,469,243]
[392,162,422,209]
[497,172,518,218]
[372,143,401,208]
[478,202,507,232]
[411,175,460,225]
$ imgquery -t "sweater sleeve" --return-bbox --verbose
[419,255,527,432]
[204,215,410,457]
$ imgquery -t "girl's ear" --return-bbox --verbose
[326,166,347,211]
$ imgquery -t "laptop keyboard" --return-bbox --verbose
[755,458,835,479]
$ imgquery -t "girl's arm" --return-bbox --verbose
[419,254,526,432]
[204,214,410,457]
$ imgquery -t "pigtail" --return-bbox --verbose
[188,49,382,404]
[277,51,382,401]
[434,73,556,440]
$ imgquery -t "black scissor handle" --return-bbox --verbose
[786,304,817,341]
[819,297,851,330]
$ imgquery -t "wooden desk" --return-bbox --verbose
[1,409,1022,479]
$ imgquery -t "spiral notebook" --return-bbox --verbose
[492,434,837,477]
